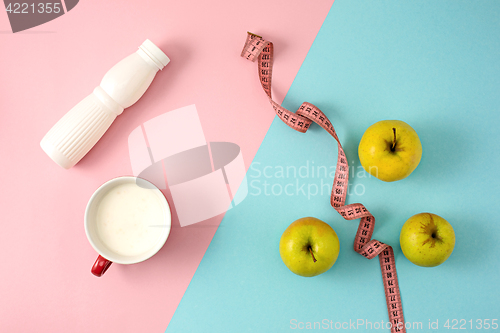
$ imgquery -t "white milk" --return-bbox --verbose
[96,183,165,256]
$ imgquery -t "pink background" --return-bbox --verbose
[0,1,333,331]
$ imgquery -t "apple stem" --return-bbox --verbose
[308,247,317,263]
[391,128,397,151]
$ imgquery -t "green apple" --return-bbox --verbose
[279,217,340,277]
[400,213,455,267]
[358,120,422,182]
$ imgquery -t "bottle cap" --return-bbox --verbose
[139,39,170,70]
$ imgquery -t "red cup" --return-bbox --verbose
[85,177,171,277]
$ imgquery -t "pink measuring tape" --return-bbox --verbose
[241,32,406,333]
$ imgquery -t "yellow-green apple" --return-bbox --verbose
[400,213,455,267]
[358,120,422,182]
[279,217,340,277]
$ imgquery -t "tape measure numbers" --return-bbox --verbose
[242,32,406,333]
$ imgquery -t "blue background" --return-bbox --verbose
[167,1,500,331]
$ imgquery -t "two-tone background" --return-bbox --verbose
[1,1,499,332]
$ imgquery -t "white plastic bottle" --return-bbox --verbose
[41,39,170,169]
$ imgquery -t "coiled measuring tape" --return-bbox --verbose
[241,32,406,333]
